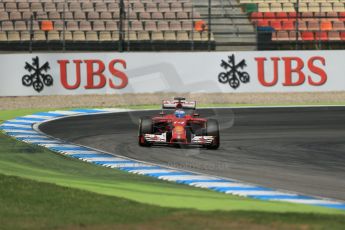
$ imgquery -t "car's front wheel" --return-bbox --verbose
[205,119,220,150]
[138,117,153,147]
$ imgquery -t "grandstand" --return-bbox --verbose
[243,0,345,49]
[0,0,344,51]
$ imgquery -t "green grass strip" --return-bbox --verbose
[2,174,345,230]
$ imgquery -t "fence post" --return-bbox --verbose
[208,0,212,51]
[62,0,66,52]
[295,0,299,50]
[29,15,33,53]
[119,0,124,52]
[191,5,194,51]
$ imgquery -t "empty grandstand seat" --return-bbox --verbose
[49,12,61,20]
[9,12,21,21]
[340,32,345,40]
[250,12,263,22]
[74,11,86,20]
[157,21,169,31]
[2,21,14,31]
[63,31,73,41]
[282,21,295,30]
[100,12,112,20]
[37,12,49,20]
[0,31,7,41]
[69,2,81,12]
[333,21,345,30]
[270,21,282,30]
[99,31,112,41]
[152,12,163,20]
[7,31,20,41]
[328,31,341,41]
[289,31,301,41]
[276,12,288,21]
[301,31,314,41]
[20,31,30,41]
[73,31,86,41]
[176,31,188,41]
[105,21,117,31]
[181,20,192,30]
[257,20,269,27]
[47,31,60,41]
[315,31,328,41]
[263,12,275,19]
[177,12,188,20]
[0,12,9,21]
[67,21,78,31]
[80,21,92,31]
[45,2,56,12]
[124,31,137,41]
[339,12,345,21]
[14,21,27,31]
[298,3,308,12]
[270,3,282,12]
[258,3,270,12]
[112,31,119,41]
[134,2,145,13]
[308,21,319,31]
[31,3,43,12]
[145,21,157,31]
[146,3,158,13]
[321,21,332,31]
[82,2,94,12]
[164,31,176,41]
[86,31,98,41]
[131,21,143,31]
[54,21,64,31]
[151,31,164,40]
[41,20,54,31]
[282,3,295,12]
[139,12,151,20]
[93,21,105,31]
[165,12,176,20]
[170,21,182,31]
[33,31,46,41]
[88,11,99,20]
[275,31,289,41]
[334,3,345,12]
[191,32,202,41]
[298,21,308,31]
[137,31,150,40]
[18,3,30,12]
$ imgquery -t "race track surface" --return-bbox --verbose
[39,107,345,201]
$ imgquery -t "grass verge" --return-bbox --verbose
[2,174,345,230]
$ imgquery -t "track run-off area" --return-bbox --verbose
[39,106,345,202]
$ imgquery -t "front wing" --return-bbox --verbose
[144,133,215,145]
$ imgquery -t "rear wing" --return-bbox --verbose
[162,99,196,110]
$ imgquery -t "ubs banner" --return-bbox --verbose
[0,51,343,96]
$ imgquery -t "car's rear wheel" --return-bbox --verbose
[206,119,220,150]
[138,117,152,147]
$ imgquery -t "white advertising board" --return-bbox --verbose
[0,51,344,96]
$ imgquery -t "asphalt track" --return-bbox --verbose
[39,107,345,201]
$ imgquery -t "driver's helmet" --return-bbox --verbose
[175,110,186,118]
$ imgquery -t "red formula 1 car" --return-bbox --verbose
[138,97,220,149]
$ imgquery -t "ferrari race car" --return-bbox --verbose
[138,97,220,149]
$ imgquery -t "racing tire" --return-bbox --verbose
[205,119,220,150]
[138,117,152,147]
